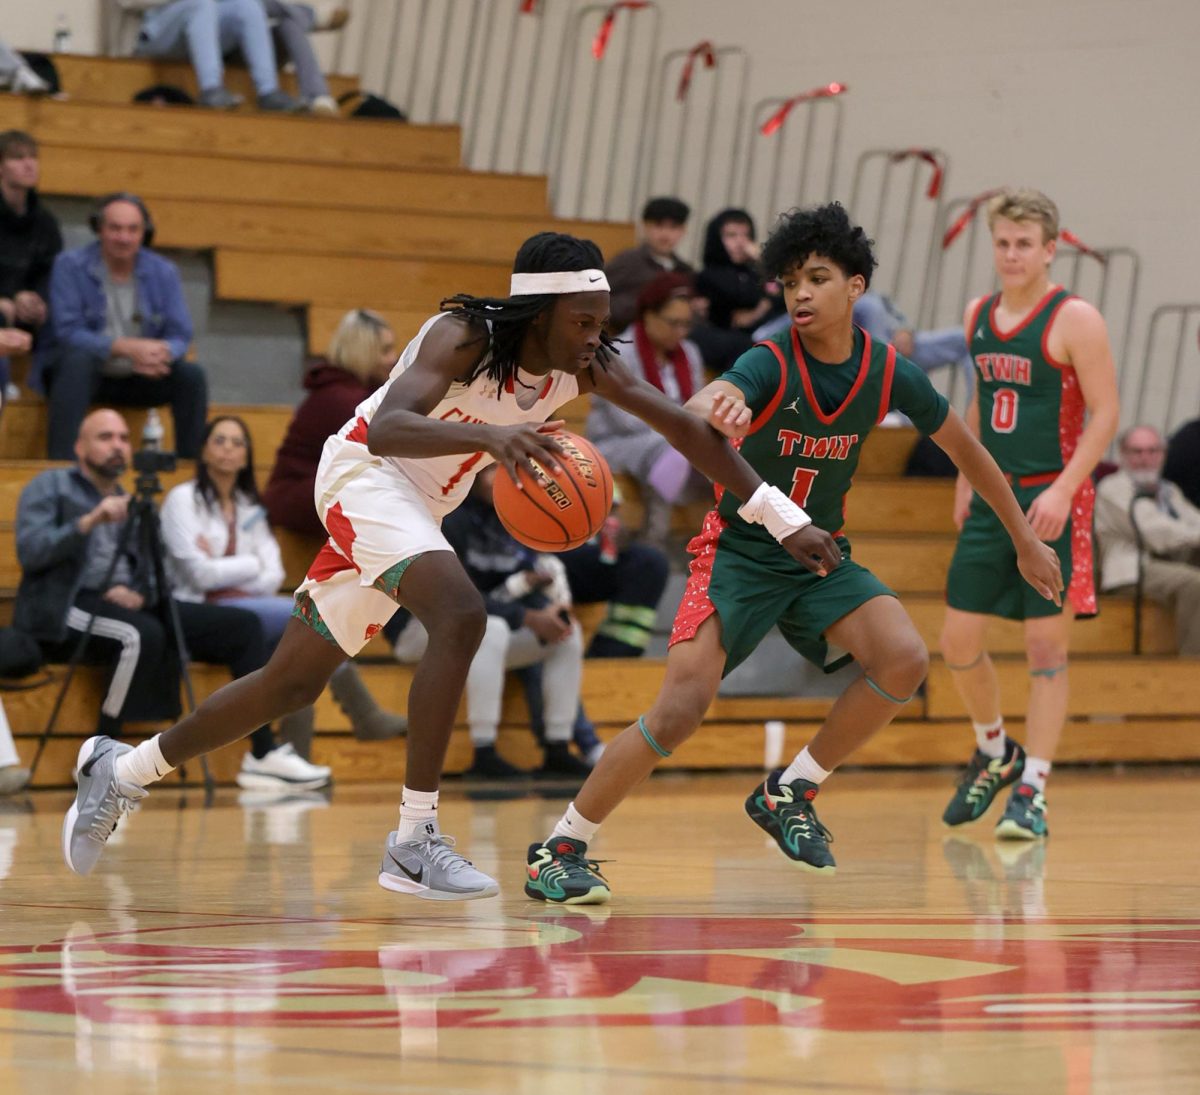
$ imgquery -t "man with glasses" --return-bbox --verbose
[1096,425,1200,655]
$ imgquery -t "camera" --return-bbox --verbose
[133,448,177,476]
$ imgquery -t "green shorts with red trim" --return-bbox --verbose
[670,509,895,675]
[945,475,1094,621]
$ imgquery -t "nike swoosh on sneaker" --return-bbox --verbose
[389,852,423,883]
[79,746,110,779]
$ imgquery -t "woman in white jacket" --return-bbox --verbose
[160,415,333,790]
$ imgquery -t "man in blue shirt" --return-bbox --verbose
[35,193,207,460]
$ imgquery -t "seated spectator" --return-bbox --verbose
[13,409,330,789]
[1164,418,1200,509]
[34,193,208,462]
[0,130,63,395]
[853,290,973,399]
[692,207,784,372]
[259,2,349,115]
[391,466,592,780]
[129,0,300,111]
[265,308,396,537]
[589,273,710,548]
[162,414,405,747]
[1095,425,1200,656]
[604,196,694,332]
[0,698,30,795]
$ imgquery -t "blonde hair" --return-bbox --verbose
[986,188,1060,242]
[326,309,393,383]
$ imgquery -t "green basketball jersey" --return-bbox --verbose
[969,287,1084,477]
[719,325,949,539]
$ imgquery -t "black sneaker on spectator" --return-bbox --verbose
[464,746,529,780]
[538,742,593,779]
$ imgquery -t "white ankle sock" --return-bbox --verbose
[397,786,439,842]
[1023,756,1052,791]
[780,746,831,787]
[550,802,600,845]
[972,717,1006,758]
[114,735,174,787]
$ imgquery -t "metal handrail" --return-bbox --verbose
[1135,303,1200,436]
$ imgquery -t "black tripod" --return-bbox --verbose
[29,461,214,793]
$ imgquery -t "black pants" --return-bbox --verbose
[44,346,208,460]
[561,541,670,657]
[44,592,274,754]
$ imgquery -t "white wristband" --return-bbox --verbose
[736,483,812,543]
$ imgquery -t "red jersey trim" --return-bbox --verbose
[749,340,790,434]
[792,325,873,426]
[876,343,897,424]
[987,285,1064,342]
[1039,294,1076,371]
[966,294,991,341]
[346,416,370,446]
[669,508,726,649]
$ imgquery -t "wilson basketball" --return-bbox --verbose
[493,431,613,552]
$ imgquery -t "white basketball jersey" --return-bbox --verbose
[322,312,581,520]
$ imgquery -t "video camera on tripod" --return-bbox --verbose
[132,408,177,498]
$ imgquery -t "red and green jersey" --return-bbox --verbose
[718,325,949,539]
[969,286,1083,477]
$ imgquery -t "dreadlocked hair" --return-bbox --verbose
[439,232,619,392]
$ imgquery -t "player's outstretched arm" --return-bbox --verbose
[366,314,565,480]
[932,410,1063,604]
[587,354,841,576]
[1025,299,1120,541]
[683,379,753,439]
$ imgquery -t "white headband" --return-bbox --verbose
[509,269,610,295]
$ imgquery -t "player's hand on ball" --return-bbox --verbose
[488,420,566,485]
[707,391,752,439]
[781,525,842,577]
[1017,537,1064,606]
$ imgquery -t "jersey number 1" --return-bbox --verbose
[790,467,819,507]
[991,388,1019,434]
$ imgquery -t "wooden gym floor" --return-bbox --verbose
[0,767,1197,1093]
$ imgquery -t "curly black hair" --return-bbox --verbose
[760,202,877,287]
[440,232,618,390]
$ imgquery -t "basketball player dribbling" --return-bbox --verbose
[939,189,1119,840]
[62,232,842,900]
[524,204,1064,905]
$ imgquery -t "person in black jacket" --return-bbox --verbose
[691,208,783,373]
[0,130,62,392]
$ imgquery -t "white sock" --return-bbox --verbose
[550,802,600,845]
[780,746,831,787]
[114,735,174,787]
[397,786,439,842]
[1023,756,1052,791]
[972,717,1006,758]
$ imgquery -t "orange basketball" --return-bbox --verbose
[493,431,613,552]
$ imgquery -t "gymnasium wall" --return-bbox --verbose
[7,0,1199,422]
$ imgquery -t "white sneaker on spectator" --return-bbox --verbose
[311,3,351,31]
[236,744,331,791]
[308,95,339,116]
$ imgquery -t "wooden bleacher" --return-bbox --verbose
[0,60,1192,786]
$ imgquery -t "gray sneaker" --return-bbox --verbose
[378,830,499,901]
[198,86,244,110]
[61,737,147,876]
[256,89,301,112]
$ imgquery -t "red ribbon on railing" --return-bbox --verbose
[592,1,649,59]
[519,0,538,13]
[1060,228,1107,264]
[941,188,1005,249]
[760,82,847,136]
[889,148,945,199]
[677,40,716,100]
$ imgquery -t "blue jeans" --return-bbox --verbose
[219,594,295,648]
[137,0,281,95]
[853,292,974,399]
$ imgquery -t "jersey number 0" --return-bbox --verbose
[991,388,1019,433]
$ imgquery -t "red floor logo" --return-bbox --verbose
[4,916,1198,1031]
